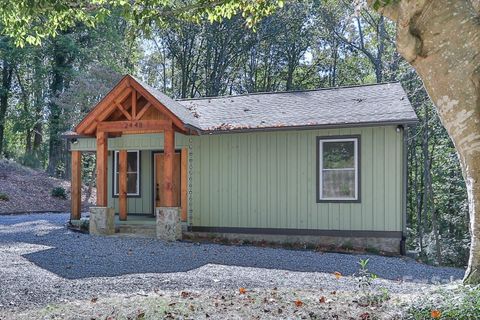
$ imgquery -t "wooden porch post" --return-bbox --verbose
[71,150,81,220]
[96,131,108,207]
[163,128,175,207]
[119,150,128,220]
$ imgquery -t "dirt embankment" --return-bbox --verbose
[0,159,94,214]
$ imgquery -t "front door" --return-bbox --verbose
[154,152,181,207]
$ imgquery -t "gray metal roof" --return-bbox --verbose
[175,82,417,133]
[122,78,417,133]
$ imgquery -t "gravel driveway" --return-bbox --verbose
[0,213,464,314]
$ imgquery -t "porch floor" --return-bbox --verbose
[115,215,156,225]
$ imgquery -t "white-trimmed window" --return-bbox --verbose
[113,150,140,196]
[318,137,359,202]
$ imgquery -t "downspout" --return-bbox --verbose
[401,124,408,255]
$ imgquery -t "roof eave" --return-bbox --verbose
[198,119,419,135]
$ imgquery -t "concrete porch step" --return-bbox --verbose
[116,224,156,237]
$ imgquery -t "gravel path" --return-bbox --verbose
[0,213,464,314]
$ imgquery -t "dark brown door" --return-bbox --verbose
[155,153,181,207]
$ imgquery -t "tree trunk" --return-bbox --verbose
[31,55,44,164]
[421,105,430,255]
[0,59,13,156]
[422,107,442,264]
[47,38,71,176]
[375,16,385,83]
[369,0,480,283]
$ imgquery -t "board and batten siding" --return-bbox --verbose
[70,126,403,231]
[189,126,403,232]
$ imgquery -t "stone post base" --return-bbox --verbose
[156,207,181,241]
[89,207,115,235]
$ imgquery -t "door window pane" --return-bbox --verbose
[114,151,140,196]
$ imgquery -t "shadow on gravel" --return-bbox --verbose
[1,214,465,282]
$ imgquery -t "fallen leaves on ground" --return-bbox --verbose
[360,312,370,320]
[431,309,442,318]
[294,299,303,307]
[17,287,409,320]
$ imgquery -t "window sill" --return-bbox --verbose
[317,199,361,203]
[112,194,142,199]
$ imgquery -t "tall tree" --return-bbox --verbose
[0,38,14,155]
[368,0,480,283]
[46,33,77,176]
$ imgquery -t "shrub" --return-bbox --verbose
[342,241,354,251]
[366,246,380,255]
[80,218,89,232]
[405,285,480,320]
[355,258,390,307]
[51,187,67,199]
[0,192,9,201]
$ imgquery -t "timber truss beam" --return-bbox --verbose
[111,87,152,122]
[74,75,188,136]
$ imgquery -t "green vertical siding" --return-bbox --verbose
[190,126,403,231]
[70,126,403,230]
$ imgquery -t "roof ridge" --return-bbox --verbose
[176,81,401,102]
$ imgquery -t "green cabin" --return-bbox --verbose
[68,75,417,253]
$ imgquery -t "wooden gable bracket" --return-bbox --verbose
[76,82,131,134]
[131,89,137,119]
[75,75,190,136]
[114,100,132,121]
[111,87,153,122]
[134,102,151,120]
[81,87,133,135]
